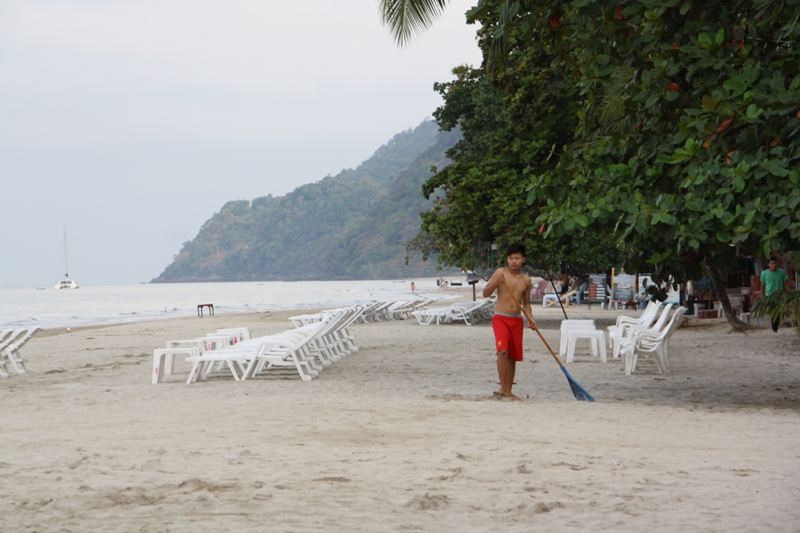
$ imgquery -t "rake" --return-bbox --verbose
[502,280,595,402]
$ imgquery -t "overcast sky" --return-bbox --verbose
[0,0,482,287]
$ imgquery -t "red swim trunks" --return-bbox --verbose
[492,314,524,361]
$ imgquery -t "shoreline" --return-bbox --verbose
[0,277,459,331]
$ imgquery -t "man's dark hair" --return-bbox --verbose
[507,242,526,257]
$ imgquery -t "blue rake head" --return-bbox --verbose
[561,366,595,402]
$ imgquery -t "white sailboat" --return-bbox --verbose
[55,228,79,289]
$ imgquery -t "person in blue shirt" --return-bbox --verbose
[760,258,791,332]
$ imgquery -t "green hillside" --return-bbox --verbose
[152,120,460,282]
[326,128,462,279]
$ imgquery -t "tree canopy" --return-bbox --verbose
[505,1,800,283]
[411,43,620,277]
[394,0,798,325]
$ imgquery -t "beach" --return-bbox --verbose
[2,292,800,532]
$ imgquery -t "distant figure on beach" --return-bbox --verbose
[410,281,416,293]
[760,257,791,332]
[483,243,536,401]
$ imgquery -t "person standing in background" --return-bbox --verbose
[760,258,791,332]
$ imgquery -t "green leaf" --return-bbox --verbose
[745,104,763,119]
[698,33,715,49]
[723,77,748,96]
[575,214,590,227]
[714,28,725,46]
[743,63,760,85]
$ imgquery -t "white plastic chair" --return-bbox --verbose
[622,307,687,375]
[610,303,673,359]
[607,301,659,348]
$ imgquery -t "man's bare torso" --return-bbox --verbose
[494,268,531,315]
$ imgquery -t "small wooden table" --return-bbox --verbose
[197,303,214,317]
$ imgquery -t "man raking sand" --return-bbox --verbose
[482,243,536,401]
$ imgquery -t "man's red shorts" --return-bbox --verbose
[492,314,524,361]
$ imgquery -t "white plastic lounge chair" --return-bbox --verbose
[621,307,687,375]
[157,332,239,379]
[388,300,420,320]
[215,327,251,342]
[289,309,350,366]
[317,306,362,356]
[544,290,577,308]
[412,308,449,325]
[0,329,19,377]
[356,302,384,323]
[445,301,488,325]
[289,312,324,327]
[186,318,333,383]
[240,319,335,381]
[1,327,40,375]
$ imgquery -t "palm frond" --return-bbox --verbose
[379,0,450,47]
[486,0,515,73]
[752,290,800,335]
[596,65,636,134]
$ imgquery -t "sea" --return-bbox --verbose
[0,278,453,330]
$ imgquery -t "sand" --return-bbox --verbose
[2,294,800,532]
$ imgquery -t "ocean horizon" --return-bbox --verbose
[0,278,458,330]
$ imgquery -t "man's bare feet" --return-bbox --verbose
[493,382,517,396]
[495,391,523,401]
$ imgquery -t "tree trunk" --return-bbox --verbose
[704,257,751,331]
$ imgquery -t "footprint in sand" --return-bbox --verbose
[404,493,450,510]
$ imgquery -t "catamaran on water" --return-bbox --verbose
[55,228,79,289]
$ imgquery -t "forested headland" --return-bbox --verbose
[151,120,460,282]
